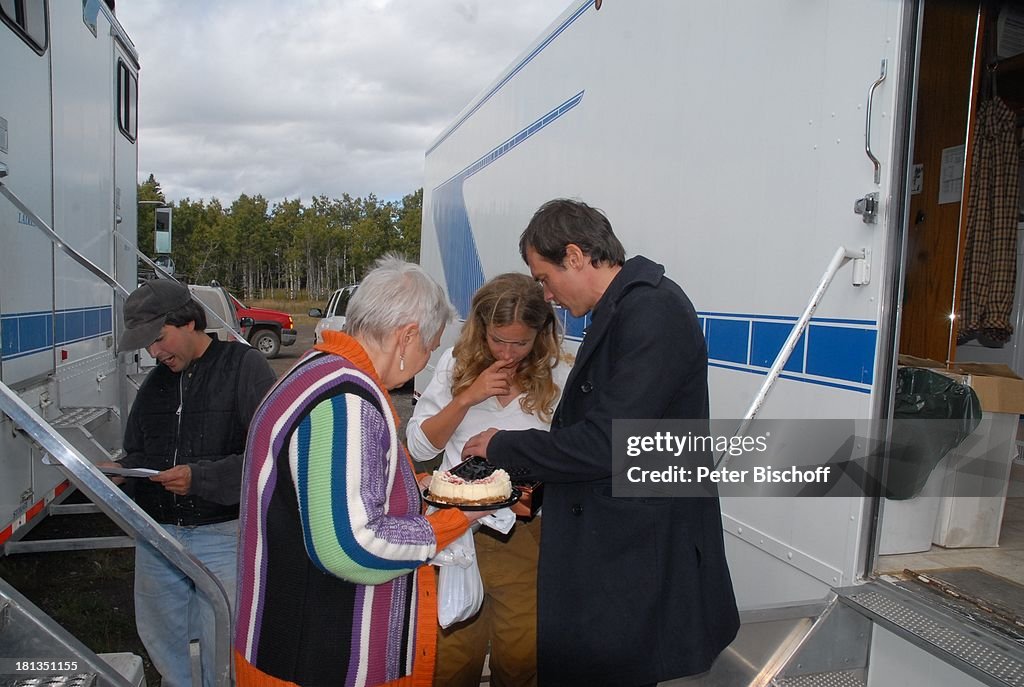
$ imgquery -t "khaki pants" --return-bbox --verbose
[433,516,542,687]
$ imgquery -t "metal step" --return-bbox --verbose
[659,601,831,685]
[0,675,98,687]
[47,504,103,516]
[773,670,866,687]
[50,408,111,433]
[96,653,145,687]
[838,582,1024,686]
[0,578,135,687]
[3,402,128,555]
[4,536,133,554]
[5,418,131,554]
[48,407,119,466]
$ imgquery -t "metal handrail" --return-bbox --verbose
[0,181,131,300]
[716,246,865,469]
[114,229,248,345]
[0,179,247,345]
[0,380,233,687]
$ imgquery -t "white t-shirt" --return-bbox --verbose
[406,347,571,470]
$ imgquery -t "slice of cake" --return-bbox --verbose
[428,467,513,505]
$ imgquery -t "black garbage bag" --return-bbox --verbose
[885,367,982,500]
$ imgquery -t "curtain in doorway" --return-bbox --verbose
[958,97,1019,345]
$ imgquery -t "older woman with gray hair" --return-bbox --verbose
[234,255,486,686]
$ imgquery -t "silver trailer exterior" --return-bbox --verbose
[1,4,234,684]
[0,0,138,552]
[421,1,1024,684]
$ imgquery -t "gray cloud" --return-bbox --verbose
[116,0,566,204]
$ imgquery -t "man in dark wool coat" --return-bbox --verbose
[464,198,740,687]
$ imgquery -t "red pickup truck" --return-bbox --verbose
[230,294,297,358]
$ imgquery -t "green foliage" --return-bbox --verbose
[135,180,425,300]
[395,188,423,262]
[136,174,164,257]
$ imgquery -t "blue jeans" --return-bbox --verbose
[134,520,238,687]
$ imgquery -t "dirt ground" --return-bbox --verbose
[0,318,418,686]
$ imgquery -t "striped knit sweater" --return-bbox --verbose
[234,332,468,687]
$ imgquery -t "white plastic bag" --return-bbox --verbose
[435,529,484,628]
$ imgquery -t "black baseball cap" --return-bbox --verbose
[120,280,193,350]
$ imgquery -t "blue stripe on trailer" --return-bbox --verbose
[709,361,872,395]
[432,181,486,321]
[750,321,806,373]
[432,91,585,318]
[559,308,589,340]
[1,305,114,360]
[706,318,751,365]
[426,0,595,156]
[700,311,875,327]
[805,324,876,384]
[701,312,877,390]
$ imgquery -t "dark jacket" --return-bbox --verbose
[489,255,740,686]
[121,337,276,526]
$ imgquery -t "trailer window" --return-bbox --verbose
[82,0,99,36]
[117,60,137,142]
[0,0,48,54]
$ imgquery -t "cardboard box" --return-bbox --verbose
[897,355,1024,414]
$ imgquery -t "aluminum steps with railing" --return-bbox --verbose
[0,381,233,687]
[4,407,130,555]
[0,578,143,687]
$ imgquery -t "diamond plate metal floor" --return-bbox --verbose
[773,670,866,687]
[839,583,1024,686]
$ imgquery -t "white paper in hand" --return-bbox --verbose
[99,466,159,478]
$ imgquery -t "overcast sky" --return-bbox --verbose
[115,1,568,206]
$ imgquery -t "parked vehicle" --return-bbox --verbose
[230,293,296,358]
[188,284,247,344]
[309,284,358,343]
[420,1,1024,684]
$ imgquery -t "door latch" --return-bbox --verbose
[854,192,879,224]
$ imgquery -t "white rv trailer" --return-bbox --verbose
[422,1,1024,684]
[0,0,140,552]
[0,3,234,684]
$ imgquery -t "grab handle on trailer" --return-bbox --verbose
[716,246,865,470]
[865,59,888,185]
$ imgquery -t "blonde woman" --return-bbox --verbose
[407,272,570,687]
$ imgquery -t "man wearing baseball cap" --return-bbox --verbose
[106,279,275,687]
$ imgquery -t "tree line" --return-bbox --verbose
[137,175,422,302]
